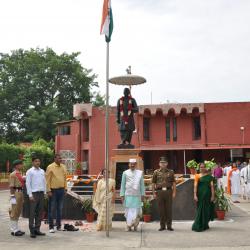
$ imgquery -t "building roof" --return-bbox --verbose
[139,144,250,151]
[55,120,76,125]
[139,103,204,115]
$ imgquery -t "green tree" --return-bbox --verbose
[0,48,97,142]
[92,91,105,107]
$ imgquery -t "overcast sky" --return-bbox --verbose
[0,0,250,105]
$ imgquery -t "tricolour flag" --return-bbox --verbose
[100,0,113,42]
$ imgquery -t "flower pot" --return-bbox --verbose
[216,210,225,220]
[143,214,151,223]
[75,169,82,175]
[85,212,95,222]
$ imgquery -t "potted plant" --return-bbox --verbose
[75,162,82,175]
[186,160,198,175]
[214,187,231,220]
[82,198,95,222]
[204,158,216,173]
[143,199,152,222]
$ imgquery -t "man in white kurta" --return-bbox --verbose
[120,159,145,232]
[240,163,247,199]
[243,159,250,200]
[228,164,241,203]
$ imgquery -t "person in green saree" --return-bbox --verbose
[192,163,215,232]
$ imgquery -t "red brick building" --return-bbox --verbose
[55,102,250,174]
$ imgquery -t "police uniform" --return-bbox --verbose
[9,160,25,236]
[152,162,176,230]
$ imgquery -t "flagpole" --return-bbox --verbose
[105,41,110,237]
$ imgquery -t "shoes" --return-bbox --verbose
[11,231,23,236]
[57,226,63,231]
[30,232,36,238]
[49,228,55,233]
[19,231,25,235]
[125,226,132,232]
[134,226,138,231]
[75,221,83,226]
[35,231,46,236]
[64,224,79,231]
[158,228,166,231]
[167,228,174,231]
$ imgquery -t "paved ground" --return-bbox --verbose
[1,190,250,250]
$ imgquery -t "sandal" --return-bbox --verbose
[64,224,79,231]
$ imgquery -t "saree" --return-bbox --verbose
[93,178,115,231]
[192,175,215,232]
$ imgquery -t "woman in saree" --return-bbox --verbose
[192,163,215,232]
[93,169,116,231]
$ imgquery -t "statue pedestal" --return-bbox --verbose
[110,149,143,189]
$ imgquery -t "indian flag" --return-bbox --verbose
[100,0,113,42]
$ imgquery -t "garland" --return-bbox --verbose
[119,96,132,124]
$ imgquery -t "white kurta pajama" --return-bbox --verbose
[120,169,145,228]
[229,169,241,202]
[243,165,250,199]
[240,167,247,198]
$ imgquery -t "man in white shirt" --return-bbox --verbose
[244,159,250,201]
[240,162,247,200]
[26,156,46,238]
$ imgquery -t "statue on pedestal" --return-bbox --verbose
[116,88,138,148]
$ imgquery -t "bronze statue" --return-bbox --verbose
[116,88,138,148]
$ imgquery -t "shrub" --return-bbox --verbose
[23,142,54,172]
[0,143,25,172]
[0,139,54,173]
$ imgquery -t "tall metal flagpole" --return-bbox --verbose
[105,41,110,237]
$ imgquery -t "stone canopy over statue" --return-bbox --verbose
[116,87,138,148]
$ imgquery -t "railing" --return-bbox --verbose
[67,176,97,197]
[0,172,10,182]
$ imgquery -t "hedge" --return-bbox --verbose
[0,143,25,172]
[0,139,54,173]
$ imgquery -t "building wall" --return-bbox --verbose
[205,102,250,145]
[55,102,250,174]
[55,121,79,154]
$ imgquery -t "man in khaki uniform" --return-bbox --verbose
[152,157,176,231]
[9,159,25,236]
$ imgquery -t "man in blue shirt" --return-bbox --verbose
[26,156,46,238]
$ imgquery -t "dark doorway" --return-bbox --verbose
[143,151,151,173]
[115,162,129,189]
[194,150,203,163]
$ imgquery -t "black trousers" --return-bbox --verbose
[29,192,44,233]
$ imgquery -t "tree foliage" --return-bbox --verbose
[0,48,98,142]
[0,143,25,172]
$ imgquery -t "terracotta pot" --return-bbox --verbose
[143,214,151,223]
[189,168,196,175]
[75,169,82,175]
[86,212,95,222]
[216,210,225,220]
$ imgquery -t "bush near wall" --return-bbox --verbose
[0,139,54,173]
[23,145,54,172]
[0,143,25,172]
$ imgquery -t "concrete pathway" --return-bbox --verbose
[1,190,250,250]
